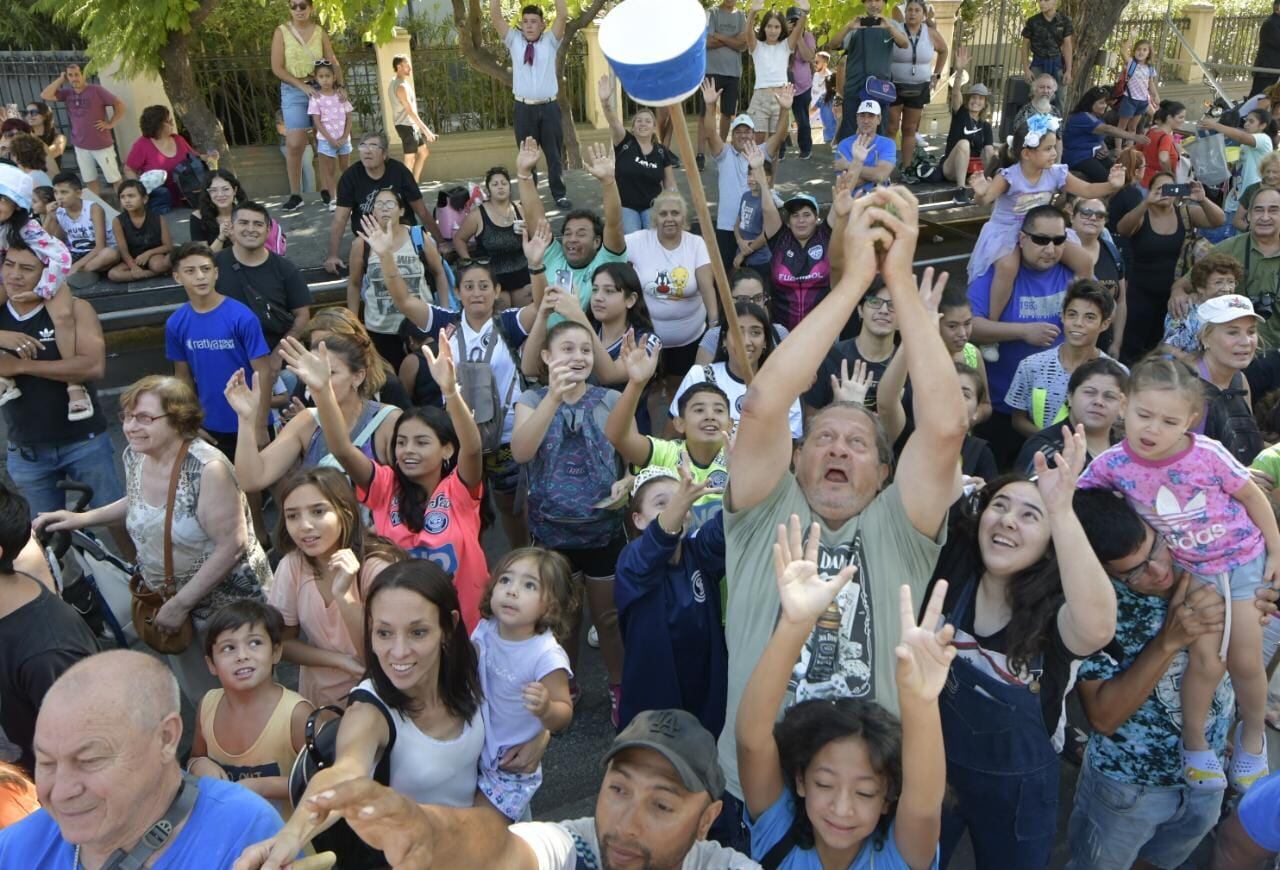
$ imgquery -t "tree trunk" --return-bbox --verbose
[1061,0,1133,109]
[157,6,230,160]
[555,0,609,169]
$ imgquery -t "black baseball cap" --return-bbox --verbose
[602,709,726,798]
[786,5,804,20]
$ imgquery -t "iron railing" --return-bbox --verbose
[1207,13,1271,81]
[1087,16,1189,88]
[0,50,97,171]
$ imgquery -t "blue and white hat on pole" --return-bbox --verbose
[0,164,33,211]
[599,0,708,107]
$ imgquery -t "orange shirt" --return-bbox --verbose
[359,464,487,630]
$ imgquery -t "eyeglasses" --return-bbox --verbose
[1075,208,1106,219]
[735,292,767,306]
[1025,232,1068,247]
[1116,535,1168,586]
[119,411,170,425]
[863,296,895,312]
[357,141,384,151]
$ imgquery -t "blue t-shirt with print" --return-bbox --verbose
[0,777,285,866]
[836,134,898,192]
[736,191,772,267]
[1079,581,1234,788]
[165,297,270,435]
[747,789,937,869]
[967,262,1070,414]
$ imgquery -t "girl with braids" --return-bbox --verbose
[933,427,1115,867]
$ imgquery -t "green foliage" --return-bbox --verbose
[0,0,84,49]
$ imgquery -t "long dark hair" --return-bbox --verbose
[714,301,778,370]
[1001,122,1056,169]
[774,698,902,851]
[586,261,655,336]
[193,168,246,238]
[24,101,57,146]
[1072,85,1111,116]
[1248,108,1280,142]
[389,406,459,534]
[963,474,1065,673]
[362,560,482,721]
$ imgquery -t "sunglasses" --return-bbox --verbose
[23,109,40,116]
[1075,208,1106,218]
[314,59,334,67]
[1024,232,1067,247]
[288,2,309,9]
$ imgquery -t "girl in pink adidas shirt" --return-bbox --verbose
[1079,356,1280,794]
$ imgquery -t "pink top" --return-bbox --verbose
[125,134,196,203]
[358,463,487,630]
[306,91,354,143]
[266,550,391,707]
[1079,433,1264,576]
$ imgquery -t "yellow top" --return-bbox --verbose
[199,685,309,817]
[280,23,325,79]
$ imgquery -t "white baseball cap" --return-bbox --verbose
[856,100,882,116]
[730,113,756,131]
[1198,294,1265,327]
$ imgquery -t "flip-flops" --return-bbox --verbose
[67,384,93,422]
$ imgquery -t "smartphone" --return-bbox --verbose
[555,268,571,288]
[860,15,881,26]
[1161,183,1191,197]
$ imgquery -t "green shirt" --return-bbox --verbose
[1210,234,1280,347]
[542,238,629,311]
[1252,442,1280,487]
[643,436,727,527]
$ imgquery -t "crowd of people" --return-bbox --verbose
[4,0,1280,868]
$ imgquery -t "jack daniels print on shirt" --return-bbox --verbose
[787,529,875,702]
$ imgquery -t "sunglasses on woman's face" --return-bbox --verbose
[289,2,309,9]
[23,109,39,116]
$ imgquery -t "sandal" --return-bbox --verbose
[1229,730,1269,793]
[0,377,20,406]
[67,384,93,422]
[1182,744,1228,792]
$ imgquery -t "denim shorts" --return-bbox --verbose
[1190,550,1265,602]
[1118,94,1151,118]
[316,137,352,158]
[280,83,313,130]
[1065,756,1222,870]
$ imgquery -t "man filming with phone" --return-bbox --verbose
[827,0,906,141]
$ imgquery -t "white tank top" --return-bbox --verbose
[890,22,935,85]
[361,235,431,335]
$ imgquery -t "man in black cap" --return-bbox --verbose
[234,709,759,869]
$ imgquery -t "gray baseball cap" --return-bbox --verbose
[965,83,991,98]
[603,709,727,798]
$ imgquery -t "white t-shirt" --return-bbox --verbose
[626,230,712,348]
[471,618,572,770]
[510,817,761,869]
[670,361,802,439]
[419,306,527,443]
[752,41,791,89]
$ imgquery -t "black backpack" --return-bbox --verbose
[1201,372,1264,465]
[173,153,209,207]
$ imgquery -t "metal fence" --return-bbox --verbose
[0,50,91,145]
[1086,15,1189,88]
[1207,13,1270,81]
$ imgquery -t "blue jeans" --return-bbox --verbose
[621,207,652,234]
[707,790,752,855]
[1031,57,1064,84]
[819,100,837,145]
[6,432,123,518]
[1065,756,1222,870]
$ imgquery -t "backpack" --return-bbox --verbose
[266,218,288,257]
[453,319,520,453]
[172,153,209,207]
[1201,372,1264,465]
[410,224,456,309]
[527,386,622,549]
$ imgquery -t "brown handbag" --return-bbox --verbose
[129,440,196,655]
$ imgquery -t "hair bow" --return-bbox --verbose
[1022,113,1060,148]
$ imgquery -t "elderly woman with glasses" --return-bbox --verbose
[271,0,341,211]
[34,375,269,705]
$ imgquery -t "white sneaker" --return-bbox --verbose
[587,626,600,648]
[328,201,337,213]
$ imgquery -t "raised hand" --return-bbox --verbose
[597,74,614,107]
[516,136,542,176]
[837,191,895,296]
[774,83,796,111]
[954,45,970,70]
[523,217,553,268]
[831,358,873,405]
[894,580,956,701]
[1032,423,1087,515]
[223,368,262,422]
[424,332,459,396]
[278,336,333,393]
[547,361,580,400]
[850,133,873,165]
[357,213,394,257]
[672,452,724,506]
[584,141,616,182]
[744,141,765,170]
[772,514,857,628]
[831,169,857,219]
[867,185,921,281]
[621,329,661,384]
[700,77,722,109]
[328,548,360,599]
[1107,162,1126,191]
[916,265,949,318]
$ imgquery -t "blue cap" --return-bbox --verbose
[783,193,820,213]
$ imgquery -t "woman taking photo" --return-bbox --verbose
[450,168,531,308]
[887,0,947,171]
[269,466,405,708]
[935,432,1116,868]
[1014,357,1127,473]
[1190,294,1265,465]
[1063,86,1149,183]
[21,102,64,178]
[596,75,678,233]
[270,0,341,211]
[34,376,270,704]
[1071,196,1128,356]
[124,105,201,208]
[1117,173,1223,362]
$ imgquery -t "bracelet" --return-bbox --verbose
[442,388,460,400]
[528,265,546,274]
[517,173,533,180]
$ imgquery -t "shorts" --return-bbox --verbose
[1118,95,1151,119]
[477,764,542,822]
[484,443,521,496]
[1190,550,1266,602]
[497,267,531,294]
[280,83,313,131]
[74,146,121,184]
[539,535,626,580]
[316,137,352,158]
[696,73,741,117]
[658,338,700,382]
[395,124,425,154]
[747,88,784,134]
[891,83,930,110]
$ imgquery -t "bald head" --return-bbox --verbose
[41,650,179,733]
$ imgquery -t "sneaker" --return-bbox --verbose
[556,197,573,209]
[328,201,337,213]
[587,626,600,648]
[320,190,331,205]
[799,151,813,160]
[1182,744,1228,792]
[954,188,974,204]
[696,153,706,170]
[1229,730,1270,792]
[608,683,621,730]
[283,194,303,211]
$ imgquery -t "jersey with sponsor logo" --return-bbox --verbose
[766,222,833,330]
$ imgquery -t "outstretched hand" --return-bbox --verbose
[700,77,722,109]
[894,580,957,702]
[916,265,949,318]
[516,136,542,175]
[523,217,553,268]
[773,514,856,628]
[424,332,458,396]
[278,336,333,393]
[223,368,263,422]
[1032,423,1087,515]
[621,329,661,384]
[584,141,616,182]
[831,358,873,405]
[356,213,394,258]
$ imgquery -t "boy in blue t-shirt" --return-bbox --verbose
[733,159,775,270]
[164,242,271,455]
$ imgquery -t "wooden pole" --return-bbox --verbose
[666,104,755,383]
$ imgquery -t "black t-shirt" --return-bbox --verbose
[614,133,674,213]
[802,338,893,411]
[1014,422,1114,475]
[336,159,423,240]
[1247,349,1280,401]
[1107,185,1145,239]
[932,536,1081,742]
[962,434,998,481]
[0,302,107,447]
[214,249,312,346]
[0,580,97,771]
[945,109,992,160]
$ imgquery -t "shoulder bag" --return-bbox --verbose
[129,439,196,655]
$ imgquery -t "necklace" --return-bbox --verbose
[73,845,81,869]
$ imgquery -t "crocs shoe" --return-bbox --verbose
[0,377,21,406]
[1229,731,1269,793]
[1182,745,1228,792]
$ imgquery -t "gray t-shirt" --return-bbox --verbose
[717,475,944,798]
[706,7,748,78]
[511,818,761,869]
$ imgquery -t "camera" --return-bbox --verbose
[1256,292,1276,321]
[860,15,881,26]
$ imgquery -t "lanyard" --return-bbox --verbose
[907,25,922,76]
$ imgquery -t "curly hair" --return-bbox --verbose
[120,375,204,440]
[7,134,47,173]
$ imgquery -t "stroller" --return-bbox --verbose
[37,480,136,649]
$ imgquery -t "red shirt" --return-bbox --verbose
[125,134,196,204]
[1141,129,1180,188]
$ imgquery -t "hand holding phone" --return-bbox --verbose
[1161,183,1191,198]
